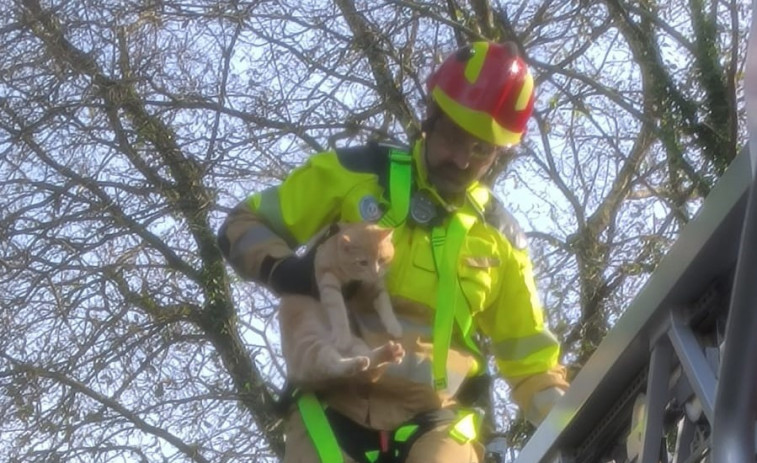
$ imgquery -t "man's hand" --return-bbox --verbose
[263,252,317,296]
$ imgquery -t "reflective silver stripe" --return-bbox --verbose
[354,312,432,338]
[382,349,470,396]
[491,331,559,361]
[256,187,298,247]
[230,226,279,263]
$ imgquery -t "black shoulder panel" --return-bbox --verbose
[483,196,529,250]
[335,141,408,192]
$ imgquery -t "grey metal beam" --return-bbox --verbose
[640,339,672,463]
[672,418,695,463]
[668,312,717,424]
[711,1,757,459]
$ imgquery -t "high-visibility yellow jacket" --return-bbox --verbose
[219,139,568,429]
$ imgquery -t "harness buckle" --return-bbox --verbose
[434,377,448,391]
[388,149,412,164]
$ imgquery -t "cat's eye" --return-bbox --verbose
[357,259,369,266]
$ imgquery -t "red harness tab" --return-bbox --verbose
[379,430,390,452]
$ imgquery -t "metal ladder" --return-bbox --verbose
[514,2,757,461]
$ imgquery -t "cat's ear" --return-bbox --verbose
[378,228,393,241]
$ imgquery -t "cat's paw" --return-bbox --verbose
[344,356,370,374]
[386,340,405,363]
[332,355,370,378]
[372,340,405,366]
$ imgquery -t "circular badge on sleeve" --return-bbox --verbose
[359,195,383,222]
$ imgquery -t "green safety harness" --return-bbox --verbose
[297,389,481,463]
[380,148,483,390]
[295,147,484,463]
[380,148,483,386]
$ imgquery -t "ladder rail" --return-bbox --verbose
[711,2,757,461]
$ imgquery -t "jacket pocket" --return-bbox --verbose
[458,238,499,313]
[387,228,438,308]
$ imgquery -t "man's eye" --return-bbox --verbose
[471,144,493,158]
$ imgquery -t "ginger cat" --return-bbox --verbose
[278,222,405,384]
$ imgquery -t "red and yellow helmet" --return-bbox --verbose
[426,41,534,147]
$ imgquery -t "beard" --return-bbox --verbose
[426,163,476,199]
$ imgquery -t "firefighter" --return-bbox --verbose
[218,41,569,463]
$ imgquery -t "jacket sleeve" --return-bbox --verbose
[217,150,378,283]
[474,227,569,413]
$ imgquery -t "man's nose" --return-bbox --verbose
[450,148,471,170]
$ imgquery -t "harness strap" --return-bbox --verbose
[431,212,478,390]
[323,406,387,463]
[393,424,419,443]
[378,147,483,391]
[297,393,344,463]
[396,407,456,447]
[378,149,412,228]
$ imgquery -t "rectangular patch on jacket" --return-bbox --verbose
[463,256,500,268]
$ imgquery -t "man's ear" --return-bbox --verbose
[481,147,516,186]
[421,101,442,136]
